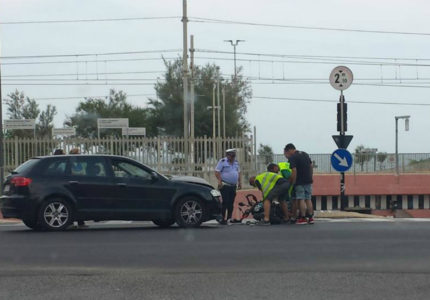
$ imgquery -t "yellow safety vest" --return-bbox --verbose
[278,162,293,198]
[278,162,292,179]
[255,172,283,199]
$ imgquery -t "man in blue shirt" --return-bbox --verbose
[215,149,241,225]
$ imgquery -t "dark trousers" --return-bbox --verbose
[220,184,237,220]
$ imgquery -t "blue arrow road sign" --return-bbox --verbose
[331,149,353,172]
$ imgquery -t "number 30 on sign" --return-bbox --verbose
[329,66,353,91]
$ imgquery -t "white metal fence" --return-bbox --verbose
[3,136,257,186]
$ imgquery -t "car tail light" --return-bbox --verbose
[10,177,32,187]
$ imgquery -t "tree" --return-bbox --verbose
[354,145,373,171]
[4,90,56,138]
[377,152,388,170]
[148,59,252,137]
[258,143,274,165]
[65,89,153,138]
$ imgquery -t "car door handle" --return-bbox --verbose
[116,183,127,187]
[68,181,79,185]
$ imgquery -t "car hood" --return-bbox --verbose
[169,175,214,189]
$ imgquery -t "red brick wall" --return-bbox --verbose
[313,173,430,196]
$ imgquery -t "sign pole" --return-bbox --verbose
[330,66,354,211]
[339,91,346,210]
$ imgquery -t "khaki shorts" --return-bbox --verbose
[266,181,290,202]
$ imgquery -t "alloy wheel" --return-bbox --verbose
[180,200,203,225]
[43,202,70,228]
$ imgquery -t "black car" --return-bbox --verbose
[0,155,222,230]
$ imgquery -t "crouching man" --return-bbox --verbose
[249,163,290,225]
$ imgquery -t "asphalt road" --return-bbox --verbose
[1,220,430,300]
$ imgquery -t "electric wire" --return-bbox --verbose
[0,16,180,25]
[253,96,430,106]
[190,17,430,37]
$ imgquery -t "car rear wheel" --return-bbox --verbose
[175,197,205,228]
[38,198,73,231]
[152,219,175,228]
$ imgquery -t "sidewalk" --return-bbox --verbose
[315,210,389,219]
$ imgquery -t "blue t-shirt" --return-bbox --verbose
[215,158,240,185]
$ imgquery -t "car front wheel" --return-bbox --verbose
[38,198,73,231]
[175,197,205,228]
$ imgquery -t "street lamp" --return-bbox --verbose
[224,40,245,79]
[395,115,410,175]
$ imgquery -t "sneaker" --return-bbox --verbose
[308,217,314,224]
[229,219,241,224]
[296,218,307,225]
[256,220,271,226]
[219,220,228,225]
[289,218,297,224]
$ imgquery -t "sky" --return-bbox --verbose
[1,0,430,154]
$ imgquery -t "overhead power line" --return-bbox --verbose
[0,16,180,25]
[250,80,430,89]
[253,96,430,106]
[20,93,156,101]
[190,17,430,37]
[196,49,430,62]
[2,70,164,78]
[2,83,157,86]
[0,56,177,66]
[194,55,430,68]
[0,49,181,60]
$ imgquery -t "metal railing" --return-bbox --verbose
[272,153,430,174]
[3,136,256,186]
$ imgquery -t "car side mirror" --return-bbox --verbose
[151,172,159,182]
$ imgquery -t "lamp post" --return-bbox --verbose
[395,115,410,175]
[224,40,245,79]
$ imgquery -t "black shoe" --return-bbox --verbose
[219,220,228,225]
[256,220,271,226]
[229,219,241,224]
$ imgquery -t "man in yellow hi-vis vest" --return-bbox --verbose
[249,163,290,225]
[278,161,294,216]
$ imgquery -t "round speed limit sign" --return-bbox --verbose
[329,66,353,91]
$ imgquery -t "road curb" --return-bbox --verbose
[315,211,388,219]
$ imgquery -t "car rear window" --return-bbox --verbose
[39,157,69,177]
[13,158,40,174]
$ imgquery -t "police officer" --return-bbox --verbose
[215,149,241,225]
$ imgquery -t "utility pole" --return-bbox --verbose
[224,40,245,79]
[395,115,410,176]
[190,35,195,140]
[216,67,221,138]
[182,0,189,166]
[189,35,195,167]
[222,87,226,138]
[212,85,216,158]
[0,55,3,186]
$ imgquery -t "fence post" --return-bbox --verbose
[157,137,161,172]
[14,136,19,168]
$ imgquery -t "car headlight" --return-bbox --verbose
[210,189,221,197]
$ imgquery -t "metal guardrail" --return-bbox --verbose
[272,153,430,174]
